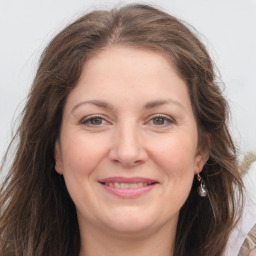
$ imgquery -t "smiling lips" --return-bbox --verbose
[99,177,158,198]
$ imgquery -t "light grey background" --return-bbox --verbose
[1,0,256,167]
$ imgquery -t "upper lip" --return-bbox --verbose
[98,176,159,184]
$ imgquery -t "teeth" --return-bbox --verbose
[130,183,138,188]
[120,183,129,188]
[114,182,120,188]
[104,182,151,188]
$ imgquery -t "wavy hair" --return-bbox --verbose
[0,4,243,256]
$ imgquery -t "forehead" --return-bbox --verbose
[84,45,178,77]
[64,45,192,111]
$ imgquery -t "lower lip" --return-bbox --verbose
[100,183,157,198]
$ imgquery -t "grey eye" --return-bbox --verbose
[153,117,166,125]
[89,117,103,125]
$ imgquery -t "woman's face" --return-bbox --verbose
[55,46,207,237]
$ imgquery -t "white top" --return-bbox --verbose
[226,161,256,255]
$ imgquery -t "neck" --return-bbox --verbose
[79,222,176,256]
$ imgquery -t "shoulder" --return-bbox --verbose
[226,161,256,256]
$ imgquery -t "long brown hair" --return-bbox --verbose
[0,4,243,256]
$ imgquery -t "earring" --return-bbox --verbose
[197,174,208,197]
[55,161,61,169]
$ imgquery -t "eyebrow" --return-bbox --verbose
[144,99,185,110]
[72,100,114,113]
[72,98,185,113]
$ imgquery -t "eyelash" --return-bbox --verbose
[80,115,108,127]
[147,114,175,127]
[79,114,175,128]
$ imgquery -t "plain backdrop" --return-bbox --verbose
[1,0,256,163]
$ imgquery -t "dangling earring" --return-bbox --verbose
[197,174,208,197]
[55,161,61,170]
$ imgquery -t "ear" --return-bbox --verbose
[54,140,63,175]
[194,150,209,174]
[194,134,210,174]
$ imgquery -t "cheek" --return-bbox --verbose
[151,133,197,203]
[60,134,109,210]
[153,133,197,175]
[61,133,108,177]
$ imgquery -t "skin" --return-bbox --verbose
[55,45,208,256]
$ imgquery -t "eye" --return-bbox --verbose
[152,116,167,125]
[80,115,109,127]
[148,114,175,127]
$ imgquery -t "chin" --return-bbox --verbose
[99,206,167,235]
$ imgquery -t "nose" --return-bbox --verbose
[109,124,148,167]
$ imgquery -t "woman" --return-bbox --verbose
[0,4,244,256]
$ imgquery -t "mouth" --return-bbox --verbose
[98,177,159,198]
[100,181,157,188]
